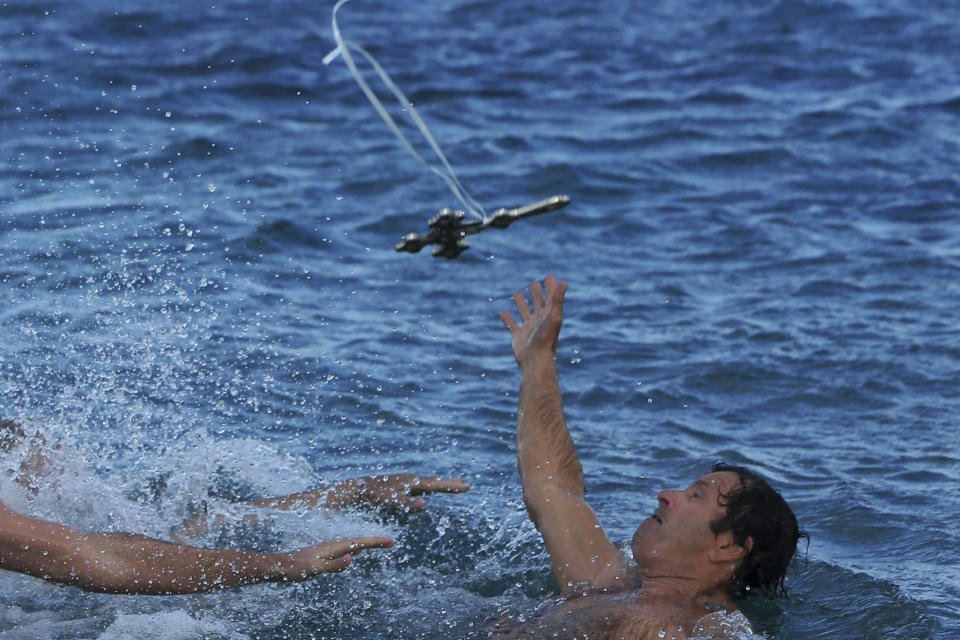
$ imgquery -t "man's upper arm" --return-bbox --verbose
[525,482,630,592]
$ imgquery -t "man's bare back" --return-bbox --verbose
[484,587,750,640]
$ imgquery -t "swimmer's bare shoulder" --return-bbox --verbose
[687,609,754,639]
[611,607,752,640]
[605,595,752,640]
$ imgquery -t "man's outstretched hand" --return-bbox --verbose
[287,536,395,577]
[323,474,471,512]
[501,275,567,368]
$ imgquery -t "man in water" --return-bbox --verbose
[0,417,468,594]
[497,276,804,639]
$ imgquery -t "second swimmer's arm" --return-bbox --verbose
[172,474,469,541]
[0,502,392,594]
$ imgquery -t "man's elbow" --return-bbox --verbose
[521,482,583,528]
[64,538,157,594]
[521,470,584,502]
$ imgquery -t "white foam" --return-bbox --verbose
[97,610,248,640]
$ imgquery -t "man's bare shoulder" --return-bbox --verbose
[610,604,753,640]
[687,610,754,639]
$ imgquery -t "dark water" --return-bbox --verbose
[1,0,958,638]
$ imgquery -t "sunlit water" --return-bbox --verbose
[1,0,958,638]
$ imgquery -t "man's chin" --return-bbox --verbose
[630,521,658,560]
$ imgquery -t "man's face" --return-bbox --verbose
[630,471,741,575]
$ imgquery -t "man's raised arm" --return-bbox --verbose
[501,276,628,592]
[0,502,392,594]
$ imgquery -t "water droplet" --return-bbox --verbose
[208,183,216,192]
[658,630,665,638]
[165,111,172,117]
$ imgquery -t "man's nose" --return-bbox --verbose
[657,490,677,506]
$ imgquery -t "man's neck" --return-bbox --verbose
[636,574,733,611]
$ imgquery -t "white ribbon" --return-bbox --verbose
[323,0,486,219]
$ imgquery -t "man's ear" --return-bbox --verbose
[709,532,753,563]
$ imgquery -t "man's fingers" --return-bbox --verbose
[345,536,395,552]
[301,537,388,575]
[505,278,566,328]
[400,495,426,512]
[321,554,353,573]
[530,280,545,311]
[407,476,472,496]
[512,290,532,321]
[500,310,518,333]
[320,537,394,560]
[553,280,567,309]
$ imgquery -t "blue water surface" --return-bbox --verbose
[1,0,959,638]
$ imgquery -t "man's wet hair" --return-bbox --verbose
[709,461,807,598]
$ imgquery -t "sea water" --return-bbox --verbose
[1,0,958,638]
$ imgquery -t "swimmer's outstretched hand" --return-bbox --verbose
[287,536,395,577]
[501,275,567,368]
[323,474,471,512]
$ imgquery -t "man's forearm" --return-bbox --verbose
[248,486,335,510]
[45,531,302,594]
[247,477,392,510]
[516,353,585,499]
